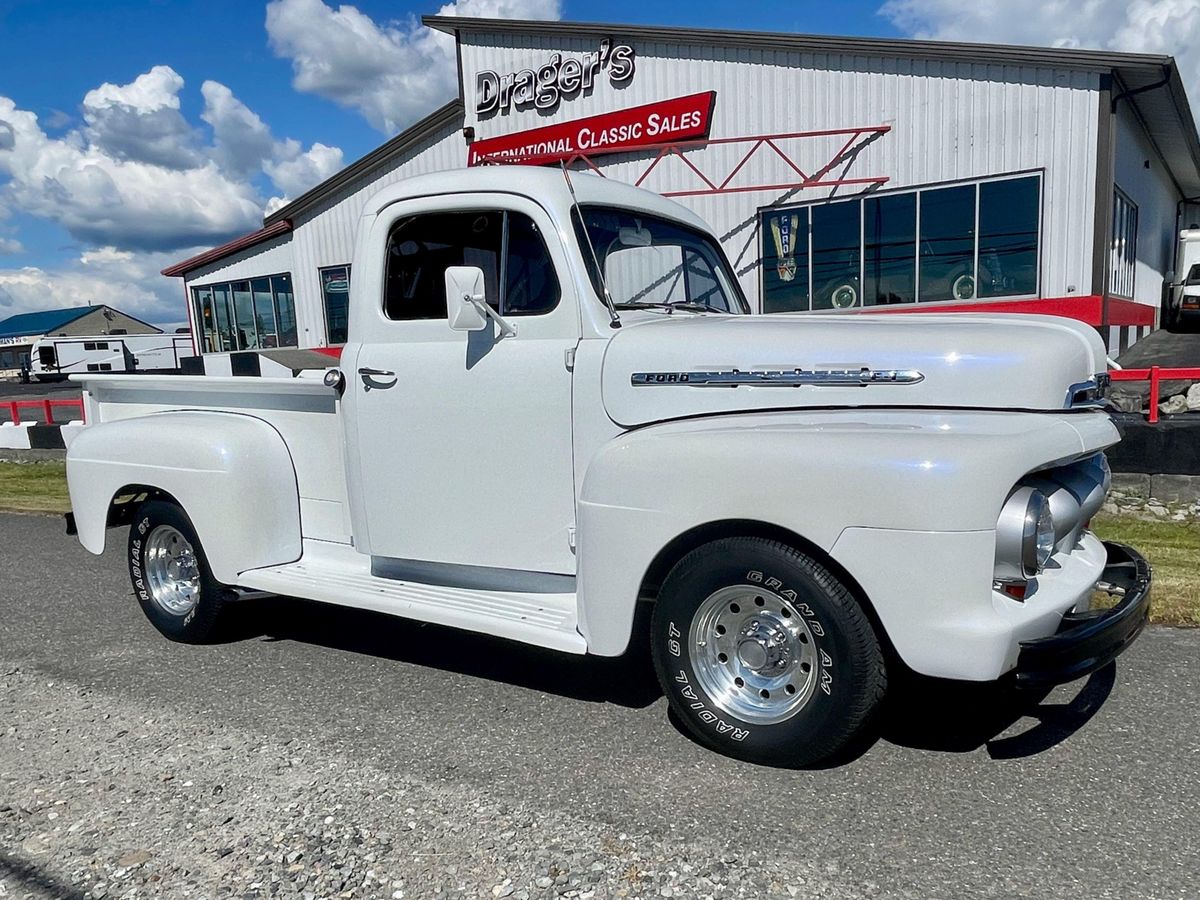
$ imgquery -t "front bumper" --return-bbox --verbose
[1013,541,1151,687]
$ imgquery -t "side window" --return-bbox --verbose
[385,211,501,321]
[503,214,561,315]
[384,210,560,321]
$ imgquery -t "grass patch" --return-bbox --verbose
[1092,514,1200,628]
[0,460,70,514]
[0,461,1194,625]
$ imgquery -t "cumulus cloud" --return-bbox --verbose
[200,80,345,207]
[881,0,1200,105]
[0,246,192,321]
[265,140,344,199]
[0,66,347,323]
[0,69,345,256]
[0,96,263,252]
[82,65,203,170]
[266,0,561,134]
[201,80,277,179]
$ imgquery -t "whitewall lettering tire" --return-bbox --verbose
[651,537,886,767]
[128,500,231,644]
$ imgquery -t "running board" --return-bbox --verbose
[237,541,587,654]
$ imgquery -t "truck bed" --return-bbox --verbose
[73,374,351,544]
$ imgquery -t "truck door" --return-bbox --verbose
[342,193,580,577]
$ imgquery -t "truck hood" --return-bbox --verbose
[600,313,1109,428]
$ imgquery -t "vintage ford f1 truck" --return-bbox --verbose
[65,167,1150,766]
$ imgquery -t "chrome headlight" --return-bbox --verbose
[995,487,1056,581]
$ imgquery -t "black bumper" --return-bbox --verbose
[1014,541,1151,688]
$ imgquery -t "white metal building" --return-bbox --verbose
[163,17,1200,364]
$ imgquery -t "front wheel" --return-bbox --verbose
[128,500,231,643]
[651,537,886,767]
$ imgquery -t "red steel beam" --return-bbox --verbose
[484,125,891,198]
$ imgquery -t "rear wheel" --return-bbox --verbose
[128,500,230,643]
[651,537,886,767]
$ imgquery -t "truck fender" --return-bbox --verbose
[574,410,1110,660]
[66,411,302,584]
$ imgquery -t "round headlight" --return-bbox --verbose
[1032,495,1055,571]
[995,487,1057,582]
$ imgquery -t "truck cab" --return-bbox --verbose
[65,168,1151,767]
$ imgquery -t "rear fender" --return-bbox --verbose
[65,411,301,583]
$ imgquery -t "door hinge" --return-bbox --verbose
[564,347,576,371]
[567,526,576,551]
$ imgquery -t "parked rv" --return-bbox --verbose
[30,334,194,382]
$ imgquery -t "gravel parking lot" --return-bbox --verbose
[2,512,1198,899]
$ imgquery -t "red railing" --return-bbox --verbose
[4,398,85,426]
[1109,367,1200,423]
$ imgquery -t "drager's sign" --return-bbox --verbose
[475,39,635,116]
[468,92,716,166]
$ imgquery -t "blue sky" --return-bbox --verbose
[0,0,1196,324]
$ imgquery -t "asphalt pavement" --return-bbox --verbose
[0,380,82,424]
[1,511,1198,899]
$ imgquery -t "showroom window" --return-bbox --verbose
[321,265,351,345]
[760,173,1042,312]
[191,272,297,352]
[1110,188,1138,299]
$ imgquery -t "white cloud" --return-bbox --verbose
[82,65,203,169]
[0,70,345,255]
[202,81,344,203]
[201,80,277,179]
[265,140,344,200]
[0,66,348,325]
[0,247,193,322]
[0,95,262,252]
[881,0,1200,106]
[265,0,561,134]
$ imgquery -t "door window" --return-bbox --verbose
[384,210,559,321]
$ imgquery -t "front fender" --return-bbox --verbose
[66,411,302,583]
[575,409,1117,658]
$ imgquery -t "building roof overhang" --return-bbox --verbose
[161,219,293,278]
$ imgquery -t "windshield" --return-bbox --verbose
[572,205,749,314]
[1186,263,1200,286]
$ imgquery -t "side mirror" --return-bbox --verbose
[444,265,518,338]
[445,266,488,332]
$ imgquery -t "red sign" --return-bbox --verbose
[467,91,717,166]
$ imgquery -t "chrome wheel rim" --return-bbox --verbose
[688,585,818,724]
[144,525,201,617]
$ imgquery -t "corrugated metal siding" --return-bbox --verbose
[461,33,1100,309]
[1114,103,1182,307]
[288,124,466,346]
[182,233,294,293]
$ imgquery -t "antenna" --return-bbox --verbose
[561,162,621,329]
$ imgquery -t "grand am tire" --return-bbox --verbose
[651,537,887,767]
[128,500,231,644]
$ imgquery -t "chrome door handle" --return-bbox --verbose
[358,367,397,391]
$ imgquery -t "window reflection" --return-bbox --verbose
[919,184,977,301]
[760,174,1041,312]
[864,193,916,306]
[191,272,297,352]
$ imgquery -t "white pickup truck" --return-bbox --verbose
[65,167,1150,766]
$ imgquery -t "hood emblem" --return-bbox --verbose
[631,367,925,388]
